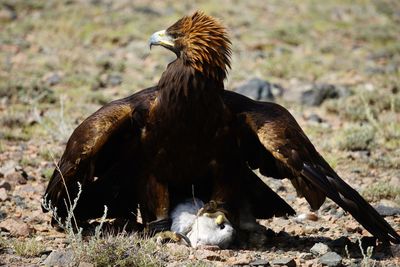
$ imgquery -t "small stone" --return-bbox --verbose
[15,165,29,182]
[270,257,296,267]
[310,242,331,256]
[301,84,349,106]
[334,210,344,219]
[299,253,313,260]
[318,252,342,267]
[12,195,27,208]
[43,249,74,266]
[250,259,270,266]
[374,204,400,217]
[235,78,284,102]
[0,210,6,220]
[0,188,8,201]
[107,73,123,86]
[0,180,11,191]
[306,114,324,124]
[43,72,62,86]
[0,160,17,177]
[0,218,32,237]
[96,72,123,89]
[296,213,318,222]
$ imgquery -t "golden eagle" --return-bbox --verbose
[42,11,399,244]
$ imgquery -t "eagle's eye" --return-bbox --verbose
[219,223,225,230]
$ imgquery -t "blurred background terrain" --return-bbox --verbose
[0,0,399,266]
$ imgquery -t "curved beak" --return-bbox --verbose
[149,30,175,50]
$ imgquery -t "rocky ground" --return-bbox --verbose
[1,0,400,266]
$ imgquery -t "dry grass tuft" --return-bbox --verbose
[362,181,400,204]
[12,238,46,257]
[336,124,376,151]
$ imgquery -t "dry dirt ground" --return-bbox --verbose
[1,0,400,266]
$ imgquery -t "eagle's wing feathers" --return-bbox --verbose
[43,87,157,221]
[224,90,400,243]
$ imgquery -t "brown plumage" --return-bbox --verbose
[43,11,400,243]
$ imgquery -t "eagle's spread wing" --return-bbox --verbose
[224,90,400,243]
[43,87,157,222]
[243,167,295,219]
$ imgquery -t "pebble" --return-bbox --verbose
[310,243,330,256]
[333,210,344,219]
[0,188,8,201]
[235,78,284,102]
[299,252,313,260]
[296,213,318,222]
[318,252,342,267]
[0,180,11,191]
[0,160,17,177]
[249,259,270,266]
[306,113,324,124]
[0,218,32,237]
[270,257,296,267]
[301,83,349,106]
[43,72,62,86]
[96,72,123,89]
[43,249,74,266]
[374,204,400,217]
[107,73,123,86]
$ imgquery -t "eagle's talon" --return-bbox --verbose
[155,231,192,247]
[147,218,172,234]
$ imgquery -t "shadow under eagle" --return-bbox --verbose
[42,11,400,245]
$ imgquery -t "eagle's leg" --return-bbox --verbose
[141,174,171,233]
[208,163,242,226]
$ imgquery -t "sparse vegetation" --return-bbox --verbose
[362,181,400,205]
[0,236,8,251]
[76,233,165,267]
[12,238,46,258]
[41,180,168,266]
[336,124,376,151]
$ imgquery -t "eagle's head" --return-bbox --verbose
[149,11,231,80]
